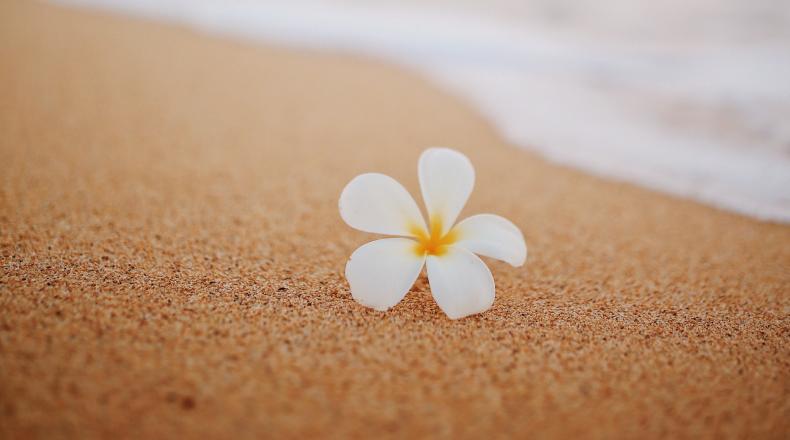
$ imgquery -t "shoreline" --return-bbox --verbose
[57,0,790,222]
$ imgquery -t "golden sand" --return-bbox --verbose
[1,2,788,438]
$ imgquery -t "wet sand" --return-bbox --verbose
[1,2,788,438]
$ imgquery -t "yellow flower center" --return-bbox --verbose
[411,215,459,257]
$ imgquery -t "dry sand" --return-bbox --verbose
[1,2,788,438]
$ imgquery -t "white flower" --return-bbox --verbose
[339,148,527,319]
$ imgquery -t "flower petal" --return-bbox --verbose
[426,246,495,319]
[418,148,475,236]
[453,214,527,267]
[345,238,426,311]
[339,173,427,236]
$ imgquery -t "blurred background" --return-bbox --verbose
[62,0,790,221]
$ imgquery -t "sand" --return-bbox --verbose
[0,2,788,438]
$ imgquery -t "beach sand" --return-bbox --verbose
[1,2,788,438]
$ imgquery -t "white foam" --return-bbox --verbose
[58,0,790,222]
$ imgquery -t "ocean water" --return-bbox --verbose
[59,0,790,222]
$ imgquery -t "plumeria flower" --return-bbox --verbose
[339,148,527,319]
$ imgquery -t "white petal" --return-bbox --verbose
[339,173,427,236]
[418,148,475,236]
[426,246,495,319]
[345,238,426,311]
[453,214,527,267]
